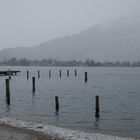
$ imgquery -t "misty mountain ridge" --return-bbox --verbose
[1,15,140,61]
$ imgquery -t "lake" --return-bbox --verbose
[0,66,140,138]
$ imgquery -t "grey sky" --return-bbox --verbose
[0,0,140,50]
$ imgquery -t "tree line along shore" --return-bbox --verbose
[0,57,140,67]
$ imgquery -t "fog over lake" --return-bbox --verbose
[0,1,140,139]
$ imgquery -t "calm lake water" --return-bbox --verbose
[0,66,140,138]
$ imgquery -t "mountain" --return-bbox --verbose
[0,15,140,61]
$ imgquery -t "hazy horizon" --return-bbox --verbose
[1,0,140,50]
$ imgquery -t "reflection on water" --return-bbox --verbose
[95,112,100,120]
[55,111,59,123]
[94,117,100,130]
[0,66,140,138]
[32,91,36,96]
[6,105,11,113]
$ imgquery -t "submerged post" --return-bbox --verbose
[27,70,29,80]
[32,77,35,92]
[75,69,77,76]
[59,70,61,78]
[49,70,51,78]
[85,72,88,82]
[67,70,69,77]
[5,79,10,105]
[95,96,100,116]
[55,96,59,112]
[38,70,40,78]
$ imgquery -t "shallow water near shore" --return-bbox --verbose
[0,66,140,138]
[0,117,138,140]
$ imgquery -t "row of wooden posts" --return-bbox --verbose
[5,76,99,117]
[27,70,87,82]
[6,69,88,102]
[5,70,99,116]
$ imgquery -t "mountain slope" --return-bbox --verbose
[0,15,140,61]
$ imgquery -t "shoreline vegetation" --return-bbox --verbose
[0,57,140,67]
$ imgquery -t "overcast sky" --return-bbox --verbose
[0,0,140,50]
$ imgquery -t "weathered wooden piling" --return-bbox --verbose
[67,70,69,77]
[75,69,77,76]
[27,70,29,80]
[59,70,62,78]
[5,79,10,105]
[85,72,88,82]
[38,70,40,78]
[32,77,35,92]
[8,72,11,80]
[49,70,51,78]
[95,96,100,114]
[55,96,59,111]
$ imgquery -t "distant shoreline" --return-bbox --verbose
[1,65,140,67]
[1,57,140,67]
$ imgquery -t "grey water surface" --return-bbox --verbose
[0,66,140,138]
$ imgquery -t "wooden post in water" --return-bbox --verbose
[32,77,35,92]
[27,70,29,80]
[5,79,10,105]
[55,96,59,112]
[49,70,51,78]
[8,72,11,80]
[59,70,62,78]
[85,72,88,82]
[38,70,40,78]
[75,69,77,76]
[67,70,69,77]
[95,96,100,115]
